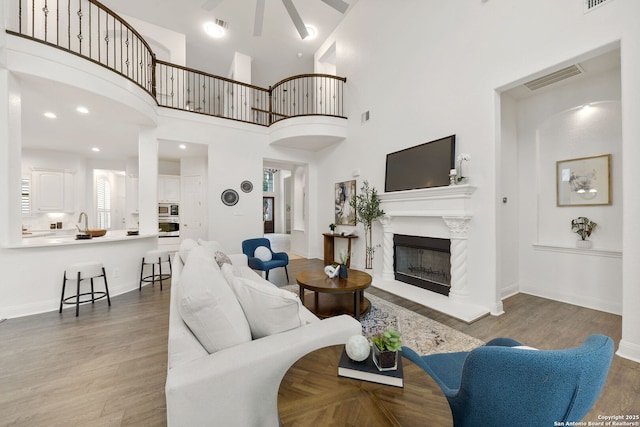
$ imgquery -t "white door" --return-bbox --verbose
[181,175,204,241]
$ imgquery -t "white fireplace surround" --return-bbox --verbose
[374,184,489,322]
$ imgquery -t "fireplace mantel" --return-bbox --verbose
[373,184,488,322]
[378,184,476,217]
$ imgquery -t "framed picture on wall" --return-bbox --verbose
[556,154,611,206]
[335,180,357,225]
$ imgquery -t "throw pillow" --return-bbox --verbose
[214,250,232,268]
[178,238,199,263]
[224,269,303,339]
[254,245,272,262]
[178,248,251,353]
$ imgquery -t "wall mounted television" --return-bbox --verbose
[384,135,456,192]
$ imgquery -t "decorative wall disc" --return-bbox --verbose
[240,180,253,193]
[221,189,239,206]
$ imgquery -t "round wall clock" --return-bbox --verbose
[240,180,253,193]
[221,189,239,206]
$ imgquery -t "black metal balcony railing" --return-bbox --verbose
[156,60,271,126]
[7,0,155,95]
[6,0,347,127]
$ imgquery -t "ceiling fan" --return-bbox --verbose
[201,0,350,39]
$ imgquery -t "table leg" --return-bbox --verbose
[354,290,361,320]
[314,292,319,313]
[299,285,304,305]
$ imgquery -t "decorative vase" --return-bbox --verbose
[576,239,592,249]
[372,346,398,371]
[339,264,348,278]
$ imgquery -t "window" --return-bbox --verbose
[21,177,31,216]
[96,176,111,229]
[263,169,275,192]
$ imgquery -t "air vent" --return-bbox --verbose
[523,65,584,91]
[585,0,613,13]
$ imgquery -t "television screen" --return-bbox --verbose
[384,135,456,192]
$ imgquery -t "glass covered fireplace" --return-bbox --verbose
[393,234,451,296]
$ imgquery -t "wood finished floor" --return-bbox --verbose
[0,258,638,426]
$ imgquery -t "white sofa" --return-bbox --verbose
[165,239,362,427]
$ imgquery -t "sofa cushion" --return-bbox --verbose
[222,264,304,339]
[178,247,251,353]
[178,238,199,263]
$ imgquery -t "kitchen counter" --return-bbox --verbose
[12,230,157,248]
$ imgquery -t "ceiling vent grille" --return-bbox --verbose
[585,0,613,13]
[523,65,584,91]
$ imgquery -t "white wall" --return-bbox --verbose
[119,14,186,66]
[315,0,640,356]
[155,110,319,255]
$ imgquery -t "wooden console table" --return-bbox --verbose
[322,233,357,267]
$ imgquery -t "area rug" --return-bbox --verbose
[282,285,484,356]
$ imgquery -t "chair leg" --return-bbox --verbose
[75,271,81,317]
[59,273,67,313]
[90,278,95,303]
[102,267,111,307]
[158,257,163,291]
[265,270,269,280]
[139,257,145,291]
[284,266,289,283]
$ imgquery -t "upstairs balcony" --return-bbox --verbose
[5,0,347,148]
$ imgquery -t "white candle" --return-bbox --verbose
[450,169,457,175]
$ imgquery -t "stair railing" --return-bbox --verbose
[6,0,346,127]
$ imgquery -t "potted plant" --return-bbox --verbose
[371,328,402,371]
[329,223,336,234]
[571,216,597,249]
[349,180,385,269]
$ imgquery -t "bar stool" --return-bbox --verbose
[59,262,111,317]
[139,249,172,291]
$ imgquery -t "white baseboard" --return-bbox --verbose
[617,339,640,363]
[520,286,621,315]
[0,280,138,319]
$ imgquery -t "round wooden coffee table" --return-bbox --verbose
[278,345,453,426]
[296,269,372,319]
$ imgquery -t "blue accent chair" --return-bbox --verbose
[241,238,289,283]
[402,334,614,427]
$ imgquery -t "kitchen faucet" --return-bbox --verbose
[77,212,88,233]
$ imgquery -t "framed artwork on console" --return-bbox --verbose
[335,180,357,225]
[556,154,611,206]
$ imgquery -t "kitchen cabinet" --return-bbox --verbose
[158,175,180,203]
[31,169,75,213]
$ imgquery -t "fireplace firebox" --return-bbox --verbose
[393,234,451,296]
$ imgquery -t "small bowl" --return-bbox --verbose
[86,229,107,237]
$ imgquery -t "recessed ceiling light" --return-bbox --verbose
[44,112,56,119]
[76,106,89,114]
[92,147,100,152]
[305,26,317,40]
[179,144,187,150]
[204,19,228,38]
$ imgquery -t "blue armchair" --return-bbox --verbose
[402,334,614,427]
[241,238,289,283]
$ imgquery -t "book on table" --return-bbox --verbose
[337,348,404,388]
